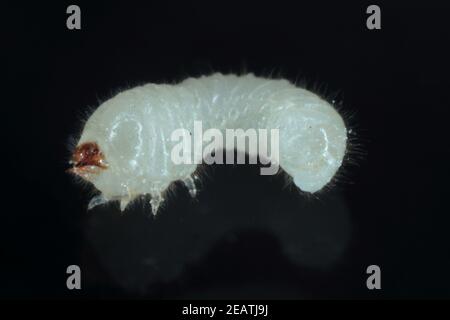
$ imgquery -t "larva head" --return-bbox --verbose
[68,142,108,178]
[69,91,152,199]
[270,90,347,193]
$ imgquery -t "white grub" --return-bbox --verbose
[70,73,347,214]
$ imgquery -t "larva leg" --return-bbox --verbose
[88,194,129,211]
[118,185,137,212]
[120,198,131,212]
[88,194,109,210]
[183,175,198,198]
[149,189,165,216]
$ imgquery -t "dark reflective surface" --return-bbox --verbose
[2,2,450,299]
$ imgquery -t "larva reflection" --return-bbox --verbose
[69,73,348,214]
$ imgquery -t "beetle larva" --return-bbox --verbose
[69,73,347,214]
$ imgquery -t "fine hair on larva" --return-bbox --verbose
[68,72,356,215]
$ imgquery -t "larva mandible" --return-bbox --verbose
[69,73,348,214]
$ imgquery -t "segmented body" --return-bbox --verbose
[72,73,347,214]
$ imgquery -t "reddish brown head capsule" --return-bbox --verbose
[68,142,108,178]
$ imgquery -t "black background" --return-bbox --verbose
[2,1,450,299]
